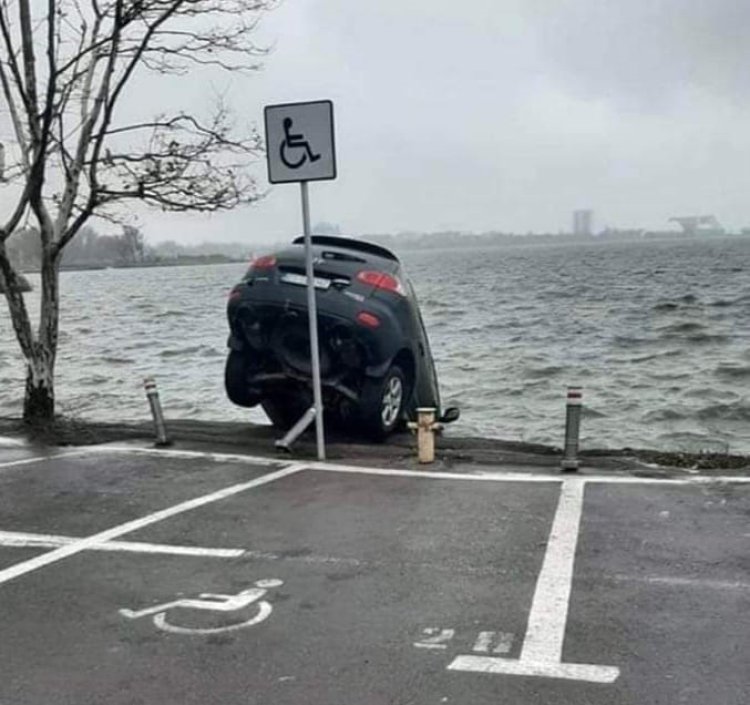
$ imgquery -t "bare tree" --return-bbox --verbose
[0,0,269,422]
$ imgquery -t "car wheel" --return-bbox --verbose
[224,351,260,408]
[261,395,308,431]
[360,365,407,441]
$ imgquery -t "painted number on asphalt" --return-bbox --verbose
[414,628,456,650]
[414,627,514,654]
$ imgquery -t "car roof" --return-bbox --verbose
[291,235,399,263]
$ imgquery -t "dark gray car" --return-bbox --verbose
[225,235,457,439]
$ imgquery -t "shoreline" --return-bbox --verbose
[1,415,747,474]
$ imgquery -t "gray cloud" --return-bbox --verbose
[529,0,750,108]
[3,0,749,243]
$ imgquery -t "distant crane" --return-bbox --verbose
[669,215,725,236]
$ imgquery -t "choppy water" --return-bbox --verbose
[1,237,749,452]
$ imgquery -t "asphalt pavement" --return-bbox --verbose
[0,440,748,705]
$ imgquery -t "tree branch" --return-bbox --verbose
[0,54,29,170]
[17,0,40,142]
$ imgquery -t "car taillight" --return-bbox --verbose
[250,254,277,271]
[228,286,242,302]
[356,311,381,328]
[356,270,406,296]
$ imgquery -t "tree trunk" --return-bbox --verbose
[1,253,60,424]
[23,249,61,424]
[23,354,55,422]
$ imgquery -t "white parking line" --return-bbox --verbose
[448,479,620,684]
[86,444,283,468]
[615,574,750,592]
[0,437,23,447]
[14,443,750,487]
[309,460,750,486]
[0,450,92,471]
[0,463,307,588]
[0,530,244,558]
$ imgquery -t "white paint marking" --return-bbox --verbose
[0,437,23,447]
[521,479,584,663]
[313,463,561,484]
[0,463,306,587]
[308,459,750,486]
[472,631,494,653]
[0,530,244,558]
[493,631,514,654]
[121,579,283,635]
[615,574,750,592]
[73,442,750,486]
[448,656,620,684]
[471,631,514,654]
[154,603,272,635]
[448,479,620,684]
[0,450,90,470]
[414,628,455,650]
[86,444,282,469]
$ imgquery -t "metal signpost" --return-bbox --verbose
[264,100,337,461]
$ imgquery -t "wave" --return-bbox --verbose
[686,334,729,344]
[657,321,705,335]
[159,346,206,358]
[581,406,607,419]
[155,310,190,319]
[696,401,750,423]
[523,365,564,379]
[159,345,222,359]
[625,350,682,363]
[654,321,728,344]
[642,408,687,423]
[613,334,655,347]
[715,363,750,379]
[100,356,135,365]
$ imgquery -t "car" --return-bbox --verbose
[224,235,458,440]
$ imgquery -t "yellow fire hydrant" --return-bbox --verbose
[408,407,443,464]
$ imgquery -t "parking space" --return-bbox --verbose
[1,446,749,704]
[0,449,285,536]
[568,483,750,705]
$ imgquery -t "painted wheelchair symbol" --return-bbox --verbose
[119,579,283,635]
[279,117,321,169]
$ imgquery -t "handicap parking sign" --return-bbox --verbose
[264,100,336,184]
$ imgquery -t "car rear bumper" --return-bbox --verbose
[227,283,407,397]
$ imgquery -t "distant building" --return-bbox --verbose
[573,210,593,237]
[668,215,725,237]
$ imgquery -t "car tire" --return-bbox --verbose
[224,351,260,408]
[261,395,308,431]
[360,365,408,441]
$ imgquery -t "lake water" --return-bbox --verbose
[1,237,749,452]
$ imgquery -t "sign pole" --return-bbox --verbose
[300,180,326,460]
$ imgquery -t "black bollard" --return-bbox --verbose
[561,386,582,472]
[144,377,171,447]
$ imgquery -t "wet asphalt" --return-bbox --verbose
[0,444,749,705]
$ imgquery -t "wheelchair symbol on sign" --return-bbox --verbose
[119,579,283,635]
[279,117,321,169]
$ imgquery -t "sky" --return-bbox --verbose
[5,0,750,244]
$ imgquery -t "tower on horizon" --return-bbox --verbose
[573,209,593,237]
